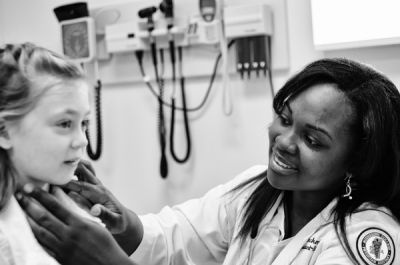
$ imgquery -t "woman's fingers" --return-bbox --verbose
[79,160,96,174]
[19,185,76,226]
[17,186,133,265]
[90,204,121,233]
[17,190,66,258]
[74,161,101,185]
[63,180,107,204]
[17,191,67,238]
[26,216,59,257]
[67,191,92,211]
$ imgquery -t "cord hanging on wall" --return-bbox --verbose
[138,5,169,179]
[85,78,103,161]
[169,47,191,164]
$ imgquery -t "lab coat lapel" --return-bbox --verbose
[223,193,284,265]
[271,198,337,265]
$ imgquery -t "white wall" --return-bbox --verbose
[0,1,4,43]
[2,0,400,214]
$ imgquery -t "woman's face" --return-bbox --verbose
[4,79,90,187]
[267,83,355,193]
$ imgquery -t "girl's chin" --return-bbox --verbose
[25,175,74,187]
[50,175,74,186]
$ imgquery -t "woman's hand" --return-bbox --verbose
[17,186,134,265]
[62,161,143,255]
[67,161,130,234]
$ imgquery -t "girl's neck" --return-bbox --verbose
[16,175,48,191]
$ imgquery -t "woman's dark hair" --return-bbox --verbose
[233,58,400,262]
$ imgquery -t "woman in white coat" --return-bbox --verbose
[19,58,400,265]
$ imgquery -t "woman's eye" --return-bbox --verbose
[58,120,72,129]
[278,114,291,126]
[305,135,322,148]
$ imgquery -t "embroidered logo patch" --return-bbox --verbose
[357,228,395,265]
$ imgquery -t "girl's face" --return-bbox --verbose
[4,79,90,187]
[267,84,355,193]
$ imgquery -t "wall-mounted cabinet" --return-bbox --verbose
[311,0,400,50]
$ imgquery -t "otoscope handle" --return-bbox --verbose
[150,42,158,81]
[160,153,168,178]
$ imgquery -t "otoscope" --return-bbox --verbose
[138,6,168,179]
[159,0,175,86]
[158,0,191,163]
[138,7,159,82]
[160,0,192,163]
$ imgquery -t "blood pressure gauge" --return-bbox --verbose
[60,17,96,63]
[199,0,217,22]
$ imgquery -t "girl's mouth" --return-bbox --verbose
[64,158,80,166]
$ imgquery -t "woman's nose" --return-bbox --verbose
[275,132,298,155]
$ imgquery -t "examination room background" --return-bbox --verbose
[1,0,400,214]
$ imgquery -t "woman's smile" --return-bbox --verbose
[270,151,298,175]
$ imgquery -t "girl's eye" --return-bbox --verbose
[58,120,72,129]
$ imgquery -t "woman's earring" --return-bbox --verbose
[342,173,353,200]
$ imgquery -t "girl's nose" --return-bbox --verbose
[71,130,88,149]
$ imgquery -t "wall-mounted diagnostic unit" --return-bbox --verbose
[60,17,96,62]
[54,2,96,63]
[199,0,217,22]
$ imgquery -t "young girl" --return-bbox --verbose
[0,43,98,264]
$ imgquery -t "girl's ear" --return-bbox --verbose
[0,120,12,149]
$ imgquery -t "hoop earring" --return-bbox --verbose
[342,173,353,200]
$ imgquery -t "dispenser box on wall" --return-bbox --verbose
[223,4,273,39]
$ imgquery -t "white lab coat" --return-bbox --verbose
[131,165,400,265]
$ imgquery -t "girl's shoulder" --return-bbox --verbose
[0,227,14,265]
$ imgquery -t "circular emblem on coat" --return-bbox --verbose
[357,228,395,265]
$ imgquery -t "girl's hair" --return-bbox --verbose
[0,43,85,210]
[234,58,400,262]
